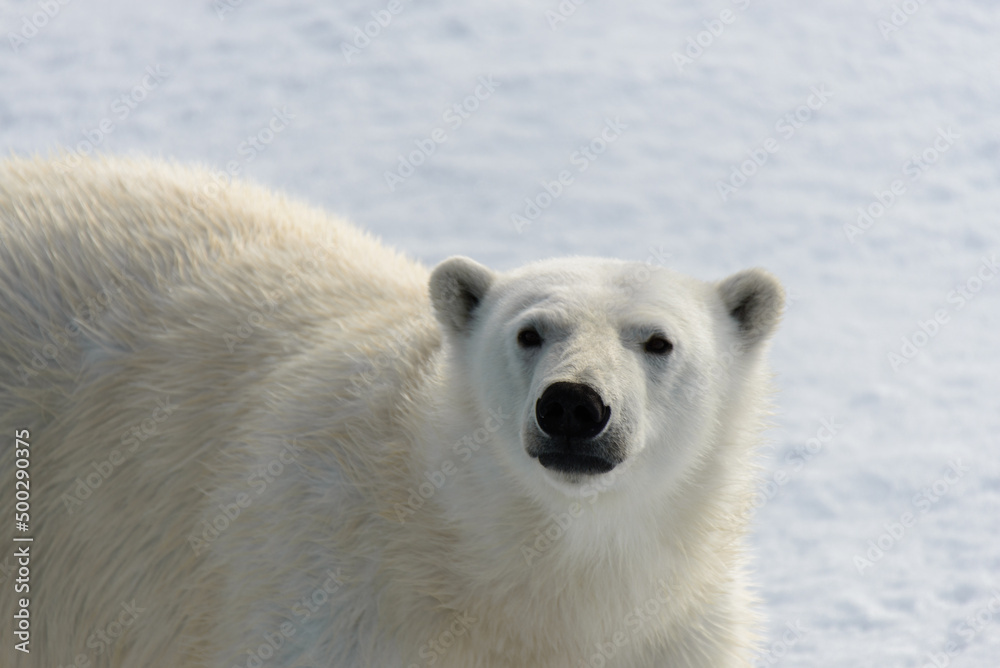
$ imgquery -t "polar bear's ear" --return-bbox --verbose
[429,256,496,336]
[716,268,785,346]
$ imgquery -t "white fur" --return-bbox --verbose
[0,156,782,667]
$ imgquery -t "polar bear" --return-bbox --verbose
[0,156,783,668]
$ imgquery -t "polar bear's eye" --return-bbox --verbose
[644,335,673,355]
[517,328,543,348]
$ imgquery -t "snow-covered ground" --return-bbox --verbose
[2,0,999,665]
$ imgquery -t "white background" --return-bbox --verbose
[2,0,998,665]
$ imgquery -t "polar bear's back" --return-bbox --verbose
[0,156,432,666]
[0,156,427,354]
[0,156,431,408]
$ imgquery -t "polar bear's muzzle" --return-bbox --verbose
[529,382,620,476]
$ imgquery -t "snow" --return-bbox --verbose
[2,0,999,665]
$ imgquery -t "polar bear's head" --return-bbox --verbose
[429,256,783,503]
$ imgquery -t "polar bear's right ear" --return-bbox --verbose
[716,268,785,347]
[429,256,496,336]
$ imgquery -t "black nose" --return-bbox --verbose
[535,382,611,440]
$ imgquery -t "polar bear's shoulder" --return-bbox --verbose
[0,155,432,394]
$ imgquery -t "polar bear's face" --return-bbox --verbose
[430,257,783,501]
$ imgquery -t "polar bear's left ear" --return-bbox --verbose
[429,256,496,336]
[716,268,785,346]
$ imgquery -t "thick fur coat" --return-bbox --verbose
[0,156,783,667]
